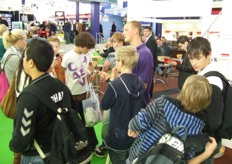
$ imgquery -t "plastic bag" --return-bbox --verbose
[82,83,102,127]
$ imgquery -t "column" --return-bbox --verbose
[90,2,100,41]
[76,2,79,22]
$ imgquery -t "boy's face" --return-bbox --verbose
[49,41,60,55]
[112,39,123,51]
[189,53,211,72]
[143,29,151,38]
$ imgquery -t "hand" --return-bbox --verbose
[204,137,217,156]
[98,71,110,81]
[51,58,60,68]
[128,129,139,138]
[89,72,95,82]
[168,60,177,66]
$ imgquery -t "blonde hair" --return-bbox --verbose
[47,36,60,45]
[177,75,212,113]
[116,46,139,70]
[0,24,8,36]
[3,29,26,49]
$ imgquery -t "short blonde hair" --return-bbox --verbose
[178,75,212,113]
[3,29,26,49]
[47,36,60,45]
[116,46,139,70]
[0,24,8,36]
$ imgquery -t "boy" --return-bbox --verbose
[187,36,224,163]
[9,38,76,163]
[58,32,105,157]
[127,75,213,163]
[101,46,145,163]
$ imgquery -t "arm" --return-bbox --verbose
[9,94,37,153]
[175,55,197,73]
[57,66,66,83]
[188,137,217,164]
[88,62,95,82]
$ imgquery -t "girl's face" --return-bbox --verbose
[49,41,60,55]
[112,39,123,51]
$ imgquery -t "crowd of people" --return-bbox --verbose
[0,19,227,164]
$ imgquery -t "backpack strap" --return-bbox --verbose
[2,54,15,70]
[204,71,229,86]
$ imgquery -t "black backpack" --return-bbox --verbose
[204,71,232,139]
[133,125,187,164]
[24,85,93,164]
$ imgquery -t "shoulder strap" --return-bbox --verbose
[25,85,59,114]
[2,54,15,70]
[204,71,229,85]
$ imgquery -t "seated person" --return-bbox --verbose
[127,75,216,163]
[102,32,126,72]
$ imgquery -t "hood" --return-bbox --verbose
[119,74,145,98]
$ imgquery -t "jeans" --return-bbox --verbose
[108,149,129,164]
[21,153,50,164]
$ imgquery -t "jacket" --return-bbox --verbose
[101,74,145,150]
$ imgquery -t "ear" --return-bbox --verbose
[207,52,212,59]
[28,59,35,68]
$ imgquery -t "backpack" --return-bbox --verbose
[204,71,232,139]
[133,125,187,164]
[24,85,93,164]
[0,54,13,102]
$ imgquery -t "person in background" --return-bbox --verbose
[27,26,42,46]
[187,36,225,163]
[1,29,27,84]
[100,38,114,58]
[143,26,158,98]
[0,24,8,60]
[123,20,154,107]
[101,46,145,163]
[47,36,63,80]
[58,32,105,158]
[102,32,126,72]
[63,18,71,44]
[110,21,116,37]
[169,35,197,90]
[127,75,214,163]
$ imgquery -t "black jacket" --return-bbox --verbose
[146,36,158,69]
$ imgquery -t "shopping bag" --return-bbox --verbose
[82,83,102,127]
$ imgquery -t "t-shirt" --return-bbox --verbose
[61,50,92,95]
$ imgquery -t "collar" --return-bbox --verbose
[31,73,50,85]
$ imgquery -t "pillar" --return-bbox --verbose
[90,2,100,41]
[75,2,79,22]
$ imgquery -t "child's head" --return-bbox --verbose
[111,32,125,50]
[187,37,212,72]
[177,75,212,113]
[115,46,139,71]
[74,32,95,53]
[47,36,60,55]
[177,35,189,51]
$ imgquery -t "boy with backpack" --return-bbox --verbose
[127,74,214,163]
[187,36,230,163]
[9,38,91,163]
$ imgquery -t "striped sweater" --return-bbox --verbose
[128,96,205,162]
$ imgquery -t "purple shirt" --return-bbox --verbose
[132,43,154,106]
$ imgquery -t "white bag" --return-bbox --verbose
[82,83,102,127]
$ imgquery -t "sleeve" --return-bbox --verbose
[101,83,116,110]
[200,84,223,140]
[128,99,160,131]
[9,93,38,153]
[176,55,196,73]
[61,53,67,68]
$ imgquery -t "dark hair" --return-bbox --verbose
[144,26,152,31]
[74,32,95,49]
[177,35,189,44]
[187,37,211,58]
[26,38,54,72]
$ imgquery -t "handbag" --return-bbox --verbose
[82,83,102,127]
[0,74,17,119]
[0,54,14,102]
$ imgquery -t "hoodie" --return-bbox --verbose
[101,73,145,150]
